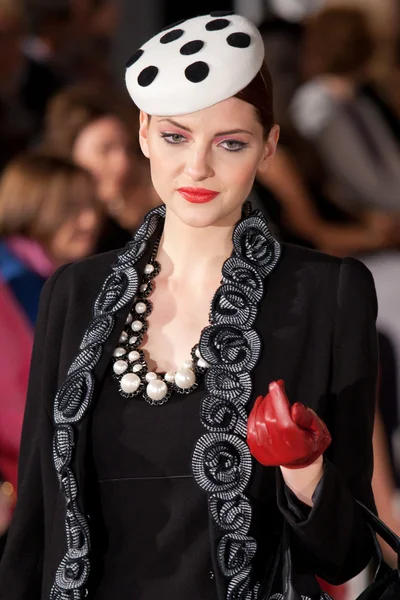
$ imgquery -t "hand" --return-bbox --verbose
[247,380,331,468]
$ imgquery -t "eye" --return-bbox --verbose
[219,139,248,152]
[160,132,186,144]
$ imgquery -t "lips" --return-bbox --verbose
[178,187,220,203]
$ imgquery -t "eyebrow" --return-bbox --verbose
[157,118,254,137]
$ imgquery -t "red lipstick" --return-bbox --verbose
[178,187,219,203]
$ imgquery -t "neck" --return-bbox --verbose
[156,206,242,280]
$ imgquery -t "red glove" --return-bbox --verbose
[247,380,331,469]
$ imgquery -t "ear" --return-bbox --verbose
[138,110,150,158]
[258,124,280,173]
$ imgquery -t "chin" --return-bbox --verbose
[168,196,242,228]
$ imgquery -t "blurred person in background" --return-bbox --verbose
[0,153,100,556]
[55,0,121,91]
[255,2,400,255]
[258,0,323,135]
[0,0,66,170]
[291,6,400,216]
[22,1,74,85]
[42,84,160,252]
[254,2,384,258]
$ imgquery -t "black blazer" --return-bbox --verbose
[0,241,378,599]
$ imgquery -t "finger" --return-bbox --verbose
[248,395,265,446]
[255,395,272,446]
[291,403,314,430]
[267,381,292,427]
[247,395,263,441]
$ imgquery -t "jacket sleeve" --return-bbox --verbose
[277,256,378,584]
[0,265,69,599]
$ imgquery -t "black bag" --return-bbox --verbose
[353,500,400,599]
[269,500,400,600]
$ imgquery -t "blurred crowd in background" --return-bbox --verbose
[0,1,400,598]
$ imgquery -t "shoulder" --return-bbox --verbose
[274,243,341,282]
[35,249,125,377]
[275,243,376,303]
[44,247,121,301]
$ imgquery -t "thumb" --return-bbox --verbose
[291,402,314,429]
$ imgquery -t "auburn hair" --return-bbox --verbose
[43,84,141,157]
[235,61,274,137]
[0,153,96,244]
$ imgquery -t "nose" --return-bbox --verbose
[184,147,214,181]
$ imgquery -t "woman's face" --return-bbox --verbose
[47,176,101,264]
[139,96,279,228]
[72,116,131,204]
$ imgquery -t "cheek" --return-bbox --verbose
[148,143,179,191]
[219,154,260,192]
[73,143,105,177]
[90,154,109,177]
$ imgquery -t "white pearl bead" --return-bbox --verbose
[144,264,154,275]
[195,347,201,358]
[125,313,133,325]
[197,358,210,369]
[135,302,147,314]
[181,360,193,370]
[146,372,157,382]
[113,360,128,375]
[129,336,138,345]
[147,379,168,401]
[164,371,175,383]
[133,363,143,373]
[140,283,148,293]
[128,350,140,362]
[119,331,128,343]
[175,367,196,390]
[120,373,141,394]
[131,320,143,332]
[113,347,126,358]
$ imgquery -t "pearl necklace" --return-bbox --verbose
[112,239,210,405]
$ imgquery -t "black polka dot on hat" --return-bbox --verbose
[180,40,204,56]
[160,28,184,44]
[185,61,210,83]
[227,32,251,48]
[138,65,159,87]
[161,18,186,32]
[205,18,230,31]
[125,48,144,69]
[210,11,235,17]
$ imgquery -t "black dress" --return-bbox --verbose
[89,373,217,599]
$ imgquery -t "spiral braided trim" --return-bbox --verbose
[227,567,260,600]
[49,204,166,599]
[209,494,252,534]
[200,395,248,437]
[192,208,281,598]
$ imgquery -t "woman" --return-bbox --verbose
[0,13,378,600]
[0,153,100,556]
[42,84,159,251]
